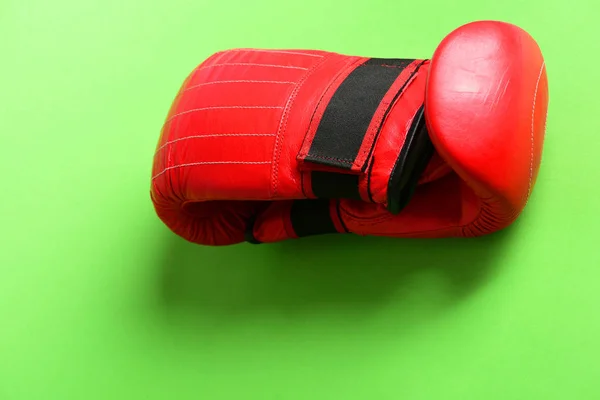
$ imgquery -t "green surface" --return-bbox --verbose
[1,0,599,398]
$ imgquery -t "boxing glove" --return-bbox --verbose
[150,20,548,246]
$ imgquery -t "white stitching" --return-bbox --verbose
[164,105,283,124]
[152,161,271,180]
[528,61,546,198]
[228,49,324,58]
[271,56,330,196]
[197,63,309,71]
[183,80,296,92]
[155,134,276,154]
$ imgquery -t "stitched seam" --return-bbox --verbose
[155,134,276,155]
[363,61,424,201]
[528,61,545,199]
[164,106,283,125]
[227,49,325,58]
[363,70,414,171]
[152,161,271,180]
[385,105,423,191]
[183,80,296,92]
[299,58,405,166]
[272,56,330,197]
[359,64,409,69]
[197,63,309,71]
[156,52,226,186]
[355,96,393,169]
[361,60,426,175]
[353,63,412,169]
[307,154,354,163]
[177,51,227,88]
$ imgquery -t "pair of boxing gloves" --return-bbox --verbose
[150,20,549,246]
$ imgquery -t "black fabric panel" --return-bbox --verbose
[290,199,338,237]
[360,60,427,173]
[305,58,413,169]
[311,171,361,200]
[386,104,435,214]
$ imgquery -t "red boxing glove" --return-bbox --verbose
[150,20,549,246]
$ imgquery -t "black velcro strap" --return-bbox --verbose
[387,104,434,214]
[305,58,413,170]
[310,171,362,200]
[290,199,339,238]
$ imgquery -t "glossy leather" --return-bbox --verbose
[150,20,548,245]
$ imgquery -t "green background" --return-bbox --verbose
[2,0,599,398]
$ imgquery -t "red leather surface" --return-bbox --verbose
[425,20,548,236]
[150,20,548,245]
